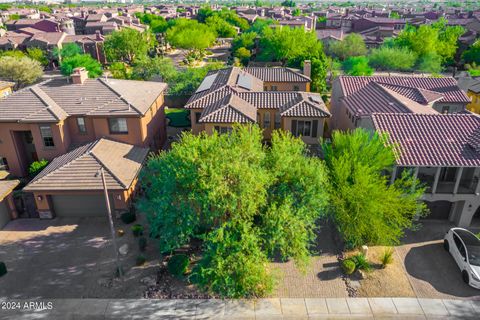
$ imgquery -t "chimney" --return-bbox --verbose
[303,60,311,79]
[71,67,88,85]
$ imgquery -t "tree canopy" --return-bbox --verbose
[166,19,217,52]
[104,28,155,64]
[0,56,43,89]
[327,33,367,61]
[462,40,480,65]
[139,125,329,297]
[322,129,427,249]
[60,54,103,78]
[342,56,373,76]
[368,46,417,71]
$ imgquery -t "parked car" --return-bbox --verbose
[444,227,480,289]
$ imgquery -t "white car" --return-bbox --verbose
[444,227,480,289]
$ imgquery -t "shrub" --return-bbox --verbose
[138,237,147,252]
[0,262,7,277]
[342,259,356,275]
[28,159,48,177]
[136,254,146,266]
[167,254,189,277]
[131,224,144,237]
[121,211,136,224]
[380,248,394,268]
[351,253,372,272]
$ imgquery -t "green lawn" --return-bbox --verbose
[165,108,191,127]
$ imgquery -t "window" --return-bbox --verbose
[0,157,8,170]
[39,125,55,147]
[274,112,281,129]
[453,234,466,259]
[442,106,449,114]
[263,112,271,129]
[291,119,319,138]
[293,85,299,91]
[108,118,128,134]
[271,85,278,91]
[77,117,87,134]
[195,112,202,124]
[214,126,232,134]
[264,86,268,91]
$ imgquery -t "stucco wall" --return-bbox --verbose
[262,81,309,92]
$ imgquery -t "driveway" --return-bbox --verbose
[0,217,158,299]
[396,220,480,300]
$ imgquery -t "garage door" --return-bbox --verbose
[52,195,109,217]
[424,201,452,220]
[0,201,10,229]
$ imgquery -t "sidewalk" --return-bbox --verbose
[1,297,479,319]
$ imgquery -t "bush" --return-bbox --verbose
[342,259,356,275]
[121,211,136,224]
[380,248,394,268]
[136,254,146,266]
[351,253,372,272]
[28,159,48,177]
[167,254,189,277]
[138,237,147,252]
[131,224,144,237]
[0,262,7,277]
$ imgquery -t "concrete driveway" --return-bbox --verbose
[0,218,157,299]
[396,220,480,300]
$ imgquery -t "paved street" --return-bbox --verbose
[1,298,479,319]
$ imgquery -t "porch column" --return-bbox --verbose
[432,167,441,194]
[411,167,419,192]
[390,166,397,185]
[453,167,464,194]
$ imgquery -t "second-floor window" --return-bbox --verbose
[442,106,449,114]
[274,112,281,129]
[195,112,202,124]
[291,119,319,138]
[271,86,278,91]
[39,125,55,147]
[77,117,87,134]
[293,85,299,91]
[108,118,128,134]
[263,112,271,129]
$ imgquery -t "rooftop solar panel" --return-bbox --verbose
[237,73,253,90]
[196,73,218,93]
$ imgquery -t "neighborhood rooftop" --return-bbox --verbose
[372,113,480,167]
[24,138,149,192]
[0,78,167,122]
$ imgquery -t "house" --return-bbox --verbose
[23,138,148,218]
[0,68,167,177]
[372,113,480,227]
[0,180,19,228]
[463,78,480,114]
[185,66,330,145]
[330,76,471,131]
[0,81,15,98]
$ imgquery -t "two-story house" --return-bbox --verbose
[330,75,479,226]
[0,68,167,219]
[185,66,330,145]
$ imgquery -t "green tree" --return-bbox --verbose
[327,33,367,60]
[417,52,442,73]
[0,56,43,89]
[281,0,296,7]
[259,27,328,92]
[232,32,257,52]
[462,40,480,65]
[0,50,26,58]
[60,54,102,77]
[206,15,237,38]
[26,48,48,66]
[104,28,155,64]
[53,43,83,61]
[322,129,427,249]
[369,46,417,71]
[139,125,329,297]
[234,47,251,65]
[109,62,132,79]
[342,56,373,76]
[166,19,216,56]
[135,13,169,33]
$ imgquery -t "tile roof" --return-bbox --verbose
[243,67,310,82]
[0,180,19,201]
[0,78,167,122]
[185,67,328,123]
[339,76,471,105]
[24,138,149,191]
[372,113,480,167]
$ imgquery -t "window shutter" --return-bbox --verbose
[291,120,297,136]
[312,120,318,138]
